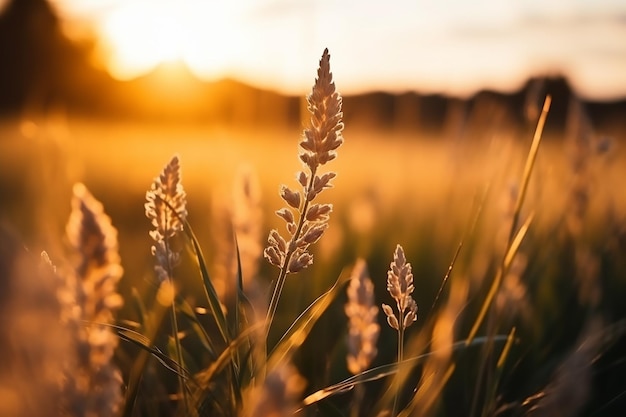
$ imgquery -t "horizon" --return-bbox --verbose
[45,0,626,101]
[110,59,626,104]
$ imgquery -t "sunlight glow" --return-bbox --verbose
[97,0,236,80]
[49,0,626,99]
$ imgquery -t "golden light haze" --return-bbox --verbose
[50,0,626,100]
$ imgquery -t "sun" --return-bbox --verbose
[97,1,236,81]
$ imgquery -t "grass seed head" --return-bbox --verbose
[383,245,418,330]
[145,155,187,282]
[345,259,380,375]
[64,183,124,417]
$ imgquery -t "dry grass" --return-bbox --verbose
[0,48,626,417]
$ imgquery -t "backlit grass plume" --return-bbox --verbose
[264,48,344,338]
[382,245,418,334]
[345,259,379,417]
[345,259,380,375]
[382,244,417,416]
[144,155,189,412]
[145,155,188,284]
[64,183,124,417]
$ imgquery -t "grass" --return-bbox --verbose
[1,49,626,417]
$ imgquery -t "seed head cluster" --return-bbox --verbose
[345,259,380,375]
[382,245,418,331]
[145,155,188,282]
[264,49,344,275]
[63,183,124,417]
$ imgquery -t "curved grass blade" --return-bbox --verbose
[466,96,550,346]
[397,364,456,417]
[115,326,192,381]
[478,327,517,417]
[234,345,255,394]
[195,321,265,388]
[231,236,262,404]
[192,325,262,416]
[300,336,508,409]
[466,212,534,345]
[267,268,352,370]
[177,297,217,359]
[507,96,551,246]
[181,217,231,345]
[157,195,232,346]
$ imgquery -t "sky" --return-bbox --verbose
[48,0,626,100]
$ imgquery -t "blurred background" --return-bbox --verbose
[1,0,626,414]
[1,0,624,233]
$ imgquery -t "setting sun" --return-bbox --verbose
[97,0,236,81]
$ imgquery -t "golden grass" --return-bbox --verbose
[0,48,626,417]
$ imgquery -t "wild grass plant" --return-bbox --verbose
[1,49,626,417]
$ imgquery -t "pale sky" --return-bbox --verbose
[49,0,626,100]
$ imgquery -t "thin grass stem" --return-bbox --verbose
[466,96,551,346]
[170,296,189,415]
[392,326,405,416]
[265,166,317,343]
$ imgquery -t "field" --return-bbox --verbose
[1,85,626,416]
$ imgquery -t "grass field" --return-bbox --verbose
[1,90,626,417]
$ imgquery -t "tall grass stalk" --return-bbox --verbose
[382,245,418,416]
[465,96,550,417]
[264,48,344,343]
[466,96,551,346]
[145,155,189,413]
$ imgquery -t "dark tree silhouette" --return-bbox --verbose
[0,0,107,114]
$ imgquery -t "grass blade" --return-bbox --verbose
[466,212,534,345]
[507,96,551,246]
[480,327,517,417]
[301,336,509,408]
[177,297,217,359]
[232,232,243,340]
[116,326,191,381]
[195,322,264,390]
[182,218,231,345]
[465,95,551,347]
[123,292,169,417]
[397,364,456,417]
[267,268,352,370]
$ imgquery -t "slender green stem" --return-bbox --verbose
[170,296,189,414]
[265,166,317,346]
[392,316,405,417]
[163,207,188,414]
[265,267,289,340]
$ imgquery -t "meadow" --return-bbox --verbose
[0,51,625,417]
